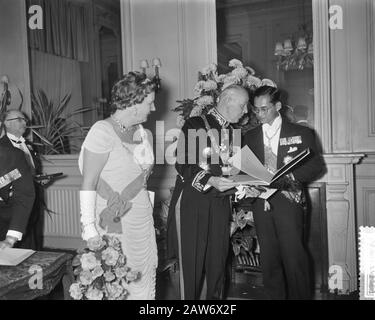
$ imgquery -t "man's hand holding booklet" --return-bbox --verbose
[227,145,310,199]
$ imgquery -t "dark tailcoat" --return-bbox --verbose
[243,118,325,300]
[0,135,42,249]
[0,144,35,241]
[167,111,234,300]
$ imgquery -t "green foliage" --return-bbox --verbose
[30,89,93,154]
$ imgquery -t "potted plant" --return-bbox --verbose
[29,89,93,154]
[230,204,260,270]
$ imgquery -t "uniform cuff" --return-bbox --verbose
[192,170,212,193]
[6,230,23,241]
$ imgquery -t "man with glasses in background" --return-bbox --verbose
[242,85,325,299]
[0,110,36,173]
[0,109,44,249]
[0,143,35,249]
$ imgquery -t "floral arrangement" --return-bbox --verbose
[230,208,260,268]
[172,59,277,132]
[171,59,276,266]
[230,208,256,254]
[69,235,140,300]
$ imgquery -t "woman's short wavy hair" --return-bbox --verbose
[109,71,156,114]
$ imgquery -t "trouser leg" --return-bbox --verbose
[272,196,312,300]
[180,193,210,300]
[253,200,286,300]
[205,197,230,300]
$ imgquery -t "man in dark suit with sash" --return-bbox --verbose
[0,110,43,249]
[0,144,35,249]
[243,85,324,299]
[167,85,249,300]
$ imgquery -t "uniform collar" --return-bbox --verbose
[208,108,230,128]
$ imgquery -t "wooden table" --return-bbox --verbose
[0,251,73,300]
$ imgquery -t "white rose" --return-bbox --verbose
[232,67,248,79]
[194,80,205,94]
[190,105,203,117]
[196,95,214,107]
[202,80,217,91]
[228,59,243,68]
[246,75,262,88]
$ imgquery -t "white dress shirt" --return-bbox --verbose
[7,133,35,169]
[262,114,282,156]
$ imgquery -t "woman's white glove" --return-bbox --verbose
[80,190,99,241]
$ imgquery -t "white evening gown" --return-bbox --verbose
[79,120,158,300]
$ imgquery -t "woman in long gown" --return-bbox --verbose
[78,72,158,299]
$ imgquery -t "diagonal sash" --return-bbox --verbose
[0,169,21,189]
[97,172,146,234]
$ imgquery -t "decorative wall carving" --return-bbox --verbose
[317,154,364,293]
[356,153,375,228]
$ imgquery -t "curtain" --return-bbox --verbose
[28,0,89,62]
[29,49,83,121]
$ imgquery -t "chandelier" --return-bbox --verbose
[274,23,313,72]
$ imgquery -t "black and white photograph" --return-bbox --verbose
[0,0,374,307]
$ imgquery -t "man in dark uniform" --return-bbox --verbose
[243,85,324,299]
[0,110,44,250]
[167,85,249,300]
[0,144,35,249]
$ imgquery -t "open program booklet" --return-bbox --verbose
[227,146,310,199]
[0,248,35,266]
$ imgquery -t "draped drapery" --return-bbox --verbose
[29,49,83,112]
[29,48,85,152]
[29,48,83,123]
[27,0,89,62]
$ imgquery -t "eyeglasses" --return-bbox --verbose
[5,117,27,122]
[251,106,274,114]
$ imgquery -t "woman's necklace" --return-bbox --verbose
[111,115,132,133]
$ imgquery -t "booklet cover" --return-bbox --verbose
[228,145,310,186]
[0,248,35,266]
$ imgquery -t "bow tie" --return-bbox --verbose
[10,137,26,144]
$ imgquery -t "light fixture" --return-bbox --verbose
[274,1,313,71]
[140,60,149,74]
[152,58,162,93]
[274,24,313,71]
[139,58,162,93]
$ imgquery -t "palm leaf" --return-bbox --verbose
[30,89,92,154]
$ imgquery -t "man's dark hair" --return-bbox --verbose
[252,85,281,105]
